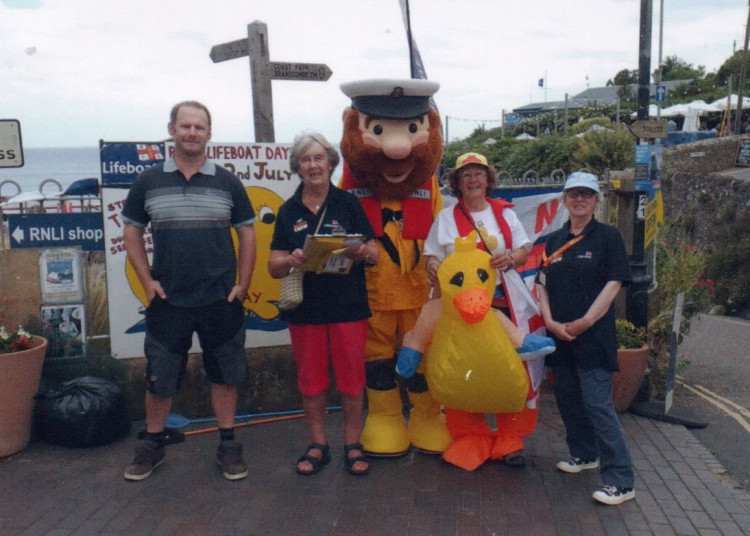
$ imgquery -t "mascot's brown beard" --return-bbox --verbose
[341,109,443,200]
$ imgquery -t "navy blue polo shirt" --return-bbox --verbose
[271,183,374,325]
[121,159,256,308]
[538,218,631,370]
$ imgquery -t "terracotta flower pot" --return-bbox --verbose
[612,343,649,413]
[0,336,47,457]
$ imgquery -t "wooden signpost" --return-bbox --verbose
[209,21,333,142]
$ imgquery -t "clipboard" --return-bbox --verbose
[299,234,365,274]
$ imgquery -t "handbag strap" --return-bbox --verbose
[456,200,491,251]
[313,206,328,234]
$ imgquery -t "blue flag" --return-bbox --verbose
[399,0,438,113]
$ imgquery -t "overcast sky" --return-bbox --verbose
[1,0,747,148]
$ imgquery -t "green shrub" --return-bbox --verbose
[616,319,646,349]
[568,116,614,136]
[646,227,713,398]
[570,128,634,176]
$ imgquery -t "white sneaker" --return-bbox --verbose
[556,457,599,473]
[593,485,635,505]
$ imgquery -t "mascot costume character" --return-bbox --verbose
[339,78,449,456]
[396,233,555,470]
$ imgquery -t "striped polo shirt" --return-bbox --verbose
[122,158,256,307]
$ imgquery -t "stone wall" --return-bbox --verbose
[660,136,750,317]
[661,137,750,245]
[661,137,739,178]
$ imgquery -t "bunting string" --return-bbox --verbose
[445,116,504,124]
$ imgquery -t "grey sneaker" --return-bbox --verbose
[557,457,599,473]
[217,440,248,481]
[593,485,635,505]
[124,440,165,481]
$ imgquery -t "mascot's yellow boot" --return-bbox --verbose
[407,390,452,454]
[361,387,410,457]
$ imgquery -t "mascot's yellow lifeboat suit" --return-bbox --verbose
[397,232,554,470]
[339,78,450,456]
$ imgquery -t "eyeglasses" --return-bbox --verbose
[566,189,596,199]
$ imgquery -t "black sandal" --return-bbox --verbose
[344,443,370,476]
[296,443,330,476]
[503,450,527,467]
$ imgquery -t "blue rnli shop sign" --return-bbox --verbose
[8,213,104,251]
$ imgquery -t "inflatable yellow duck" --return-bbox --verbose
[397,231,554,470]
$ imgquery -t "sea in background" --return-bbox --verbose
[0,146,100,196]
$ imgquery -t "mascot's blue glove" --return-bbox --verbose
[396,347,423,379]
[517,333,556,361]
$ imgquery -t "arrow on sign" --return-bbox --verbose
[11,226,24,243]
[629,119,668,139]
[269,62,332,81]
[655,85,666,102]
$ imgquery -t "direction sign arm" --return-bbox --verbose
[269,62,332,81]
[209,38,250,63]
[629,119,668,139]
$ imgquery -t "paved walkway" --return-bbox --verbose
[1,387,749,536]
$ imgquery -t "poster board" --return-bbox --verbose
[38,248,84,304]
[735,137,750,167]
[42,304,85,359]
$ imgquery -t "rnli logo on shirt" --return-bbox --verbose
[293,219,308,232]
[349,188,373,199]
[576,251,593,260]
[408,188,430,200]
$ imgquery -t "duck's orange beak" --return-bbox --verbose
[452,287,491,324]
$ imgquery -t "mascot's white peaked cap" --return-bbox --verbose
[340,78,439,119]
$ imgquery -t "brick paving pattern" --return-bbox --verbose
[1,388,748,535]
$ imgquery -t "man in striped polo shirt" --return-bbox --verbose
[121,101,256,482]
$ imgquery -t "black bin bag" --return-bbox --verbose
[35,376,131,447]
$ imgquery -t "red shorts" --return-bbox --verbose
[288,320,367,397]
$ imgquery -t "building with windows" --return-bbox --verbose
[511,79,692,118]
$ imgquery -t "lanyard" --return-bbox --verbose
[456,200,491,251]
[542,234,585,268]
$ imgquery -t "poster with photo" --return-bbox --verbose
[42,304,85,359]
[39,248,84,304]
